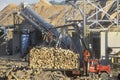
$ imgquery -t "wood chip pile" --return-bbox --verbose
[29,47,79,69]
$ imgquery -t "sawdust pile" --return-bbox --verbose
[33,0,65,26]
[0,4,20,25]
[0,4,17,12]
[0,0,66,26]
[29,47,79,69]
[0,0,91,26]
[0,0,118,27]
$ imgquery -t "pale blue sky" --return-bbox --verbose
[0,0,63,11]
[0,0,63,5]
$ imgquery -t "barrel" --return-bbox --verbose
[21,30,30,56]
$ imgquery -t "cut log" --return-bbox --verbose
[29,47,79,69]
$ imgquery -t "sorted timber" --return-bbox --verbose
[29,47,79,69]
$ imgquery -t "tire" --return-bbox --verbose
[100,72,109,80]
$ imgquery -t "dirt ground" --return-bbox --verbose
[0,53,119,80]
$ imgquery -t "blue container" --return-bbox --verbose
[21,34,30,56]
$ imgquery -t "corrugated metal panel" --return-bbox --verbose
[101,32,120,58]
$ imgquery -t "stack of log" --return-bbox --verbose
[29,47,79,69]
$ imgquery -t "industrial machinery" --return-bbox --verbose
[71,34,111,79]
[18,4,111,79]
[88,59,110,79]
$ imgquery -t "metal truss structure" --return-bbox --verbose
[65,0,120,36]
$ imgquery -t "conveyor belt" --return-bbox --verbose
[20,6,60,38]
[20,6,72,49]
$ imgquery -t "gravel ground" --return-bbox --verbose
[0,54,119,80]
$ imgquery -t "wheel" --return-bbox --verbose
[89,73,99,79]
[100,72,109,80]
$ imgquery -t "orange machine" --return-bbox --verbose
[88,59,110,74]
[88,59,110,79]
[82,48,110,78]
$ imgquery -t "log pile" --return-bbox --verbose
[6,66,70,80]
[29,47,79,69]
